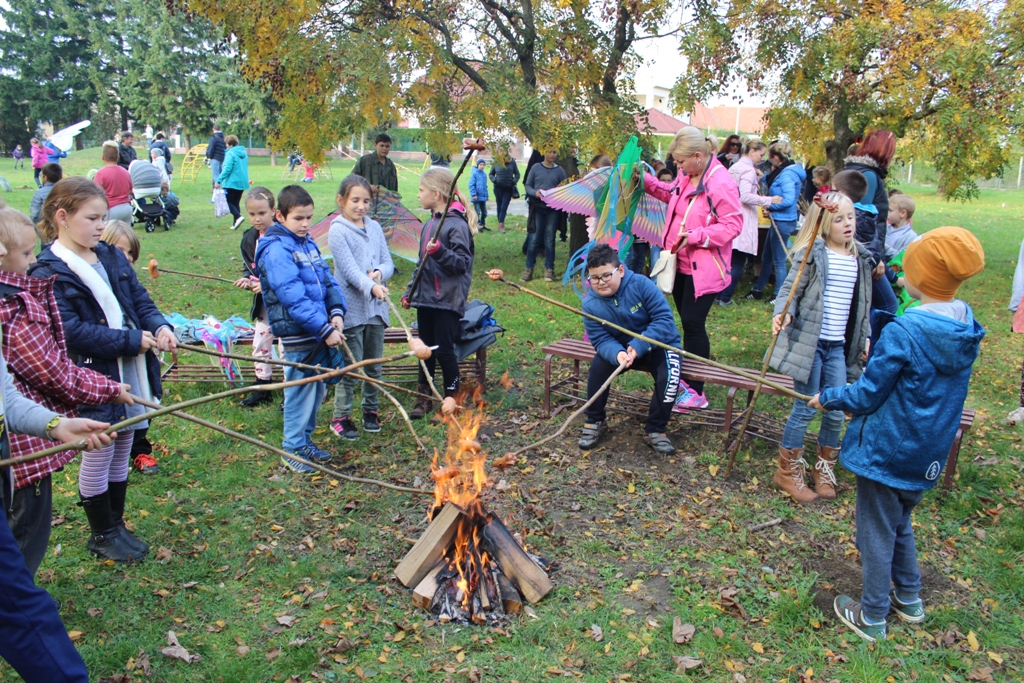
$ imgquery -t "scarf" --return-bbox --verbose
[49,241,153,401]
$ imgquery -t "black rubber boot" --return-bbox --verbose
[107,480,149,556]
[240,378,274,408]
[80,492,144,563]
[409,383,434,420]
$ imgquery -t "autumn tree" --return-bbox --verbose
[673,0,1023,199]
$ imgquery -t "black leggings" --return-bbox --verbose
[416,307,461,397]
[33,168,41,187]
[671,273,717,395]
[225,188,244,221]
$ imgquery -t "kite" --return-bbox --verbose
[309,189,424,264]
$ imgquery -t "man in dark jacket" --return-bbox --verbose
[205,125,226,188]
[116,132,136,170]
[577,245,682,455]
[351,133,398,194]
[149,132,171,164]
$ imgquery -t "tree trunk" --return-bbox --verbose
[270,151,277,166]
[555,152,587,257]
[824,105,860,175]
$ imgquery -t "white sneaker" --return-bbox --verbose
[1007,407,1024,425]
[231,216,245,230]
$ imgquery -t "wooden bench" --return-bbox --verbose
[162,327,487,388]
[542,338,974,489]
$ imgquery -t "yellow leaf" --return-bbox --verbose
[805,669,814,679]
[752,642,764,654]
[627,482,635,493]
[393,630,406,643]
[987,651,1003,665]
[967,630,980,651]
[456,651,466,663]
[709,465,720,477]
[67,630,83,641]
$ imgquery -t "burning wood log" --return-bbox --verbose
[412,561,446,610]
[395,503,465,588]
[481,514,553,604]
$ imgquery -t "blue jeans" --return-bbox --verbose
[717,249,751,303]
[209,158,222,188]
[753,219,796,294]
[782,339,846,449]
[0,490,88,683]
[283,349,327,451]
[472,200,487,227]
[855,476,924,621]
[526,209,558,270]
[493,187,513,223]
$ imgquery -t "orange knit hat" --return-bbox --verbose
[903,227,985,300]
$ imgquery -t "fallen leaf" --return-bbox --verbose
[752,642,764,654]
[968,630,980,651]
[235,645,250,656]
[627,482,636,493]
[590,624,603,642]
[456,651,466,663]
[986,651,1003,665]
[672,617,695,644]
[87,608,103,617]
[713,627,724,638]
[67,630,84,642]
[709,465,720,477]
[265,647,282,661]
[492,453,517,469]
[276,615,297,627]
[967,667,994,682]
[155,547,173,562]
[393,630,406,643]
[134,650,151,675]
[160,631,200,663]
[673,655,702,672]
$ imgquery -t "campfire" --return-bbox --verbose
[395,395,553,624]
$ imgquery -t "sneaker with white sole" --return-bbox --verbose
[643,432,675,455]
[1007,406,1024,425]
[890,592,926,623]
[303,442,333,462]
[231,215,245,230]
[330,417,358,441]
[672,386,709,414]
[834,595,887,642]
[281,451,316,473]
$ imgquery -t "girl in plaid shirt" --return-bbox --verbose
[0,208,130,575]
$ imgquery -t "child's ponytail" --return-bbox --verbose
[420,167,479,235]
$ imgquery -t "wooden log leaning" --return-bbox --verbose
[395,503,464,588]
[481,514,553,604]
[412,561,447,610]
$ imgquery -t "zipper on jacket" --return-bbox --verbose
[711,251,726,281]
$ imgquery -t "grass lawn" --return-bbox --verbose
[0,150,1022,682]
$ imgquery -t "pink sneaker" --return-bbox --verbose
[673,387,709,414]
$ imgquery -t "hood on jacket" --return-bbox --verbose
[844,155,889,179]
[900,306,984,375]
[256,223,304,256]
[777,163,806,184]
[330,213,379,237]
[0,269,56,299]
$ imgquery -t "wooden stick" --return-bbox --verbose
[747,517,783,532]
[508,362,627,458]
[723,211,822,476]
[385,297,444,403]
[147,259,235,284]
[406,139,485,301]
[486,272,809,401]
[0,349,425,469]
[130,396,429,495]
[177,344,436,403]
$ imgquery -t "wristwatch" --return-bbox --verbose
[45,416,61,439]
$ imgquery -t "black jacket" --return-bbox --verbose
[29,242,168,423]
[206,132,226,162]
[403,207,474,315]
[117,143,136,170]
[150,139,171,165]
[489,159,520,189]
[240,227,264,320]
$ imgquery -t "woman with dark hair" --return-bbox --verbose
[716,135,742,169]
[843,129,898,329]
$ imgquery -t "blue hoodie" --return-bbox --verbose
[766,163,806,223]
[255,223,347,350]
[469,166,489,202]
[819,302,985,491]
[582,268,682,365]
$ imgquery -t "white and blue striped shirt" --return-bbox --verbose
[821,250,858,342]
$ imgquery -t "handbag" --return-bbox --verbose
[650,249,677,295]
[213,189,230,218]
[512,185,520,200]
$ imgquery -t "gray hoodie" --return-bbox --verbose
[328,214,394,329]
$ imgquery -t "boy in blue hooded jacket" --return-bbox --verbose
[810,227,985,642]
[256,185,347,473]
[579,245,682,455]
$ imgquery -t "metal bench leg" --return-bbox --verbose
[544,353,554,418]
[943,428,964,490]
[573,359,581,403]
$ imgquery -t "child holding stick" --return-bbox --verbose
[401,168,476,418]
[812,227,985,641]
[256,185,347,472]
[31,177,177,563]
[328,175,394,440]
[235,186,278,409]
[769,193,872,504]
[0,208,129,575]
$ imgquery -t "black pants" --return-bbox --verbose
[493,187,513,223]
[672,273,717,395]
[33,168,41,187]
[585,349,680,433]
[417,307,461,397]
[131,428,153,460]
[7,476,53,577]
[225,188,244,221]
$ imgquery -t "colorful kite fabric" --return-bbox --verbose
[164,314,255,385]
[309,188,424,264]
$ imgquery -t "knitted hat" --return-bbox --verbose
[903,227,985,299]
[476,158,486,167]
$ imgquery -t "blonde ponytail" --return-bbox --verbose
[420,167,479,234]
[667,126,718,160]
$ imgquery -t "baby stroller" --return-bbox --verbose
[129,160,167,233]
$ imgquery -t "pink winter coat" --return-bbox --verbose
[728,156,772,257]
[643,156,743,298]
[30,144,47,169]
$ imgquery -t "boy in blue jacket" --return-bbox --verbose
[579,244,682,455]
[810,227,985,642]
[468,158,489,231]
[255,185,347,472]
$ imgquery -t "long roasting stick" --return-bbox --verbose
[130,396,429,495]
[0,349,429,469]
[147,259,235,284]
[485,270,810,401]
[724,195,838,476]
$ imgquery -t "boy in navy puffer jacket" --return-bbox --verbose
[256,185,347,472]
[578,245,682,455]
[811,227,985,643]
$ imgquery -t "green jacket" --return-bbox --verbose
[352,152,398,192]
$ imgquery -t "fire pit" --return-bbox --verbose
[395,402,553,624]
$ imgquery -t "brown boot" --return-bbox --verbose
[773,446,820,505]
[813,445,840,500]
[410,383,434,420]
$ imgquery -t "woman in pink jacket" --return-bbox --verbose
[644,127,742,408]
[29,138,47,188]
[717,139,782,305]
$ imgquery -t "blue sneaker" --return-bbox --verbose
[281,451,316,473]
[303,442,333,463]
